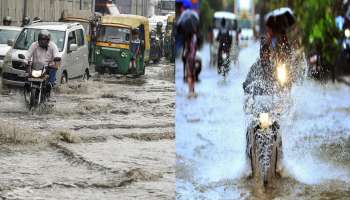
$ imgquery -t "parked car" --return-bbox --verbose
[0,26,22,72]
[1,22,90,88]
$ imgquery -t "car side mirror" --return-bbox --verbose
[7,39,14,46]
[69,43,78,52]
[18,54,25,59]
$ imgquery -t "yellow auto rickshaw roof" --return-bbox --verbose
[102,15,149,29]
[101,23,131,29]
[62,17,90,23]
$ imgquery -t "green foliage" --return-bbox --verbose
[291,0,340,67]
[262,0,341,69]
[199,0,214,36]
[207,0,224,11]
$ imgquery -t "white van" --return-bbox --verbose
[1,22,90,87]
[0,26,22,71]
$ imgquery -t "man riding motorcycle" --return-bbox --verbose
[243,8,295,182]
[25,30,60,101]
[217,18,233,74]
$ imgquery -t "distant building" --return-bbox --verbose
[156,0,175,16]
[115,0,150,17]
[0,0,92,26]
[95,0,120,15]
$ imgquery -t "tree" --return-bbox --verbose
[199,0,214,38]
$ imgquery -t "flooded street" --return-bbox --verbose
[0,60,175,199]
[176,42,350,199]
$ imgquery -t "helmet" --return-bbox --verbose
[38,30,51,49]
[3,16,12,26]
[22,16,31,26]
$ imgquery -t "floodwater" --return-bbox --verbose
[176,42,350,199]
[0,60,175,199]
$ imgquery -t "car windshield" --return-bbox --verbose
[97,26,130,44]
[213,18,237,30]
[14,28,65,51]
[0,29,21,44]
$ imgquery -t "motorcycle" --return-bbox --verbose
[244,61,290,187]
[343,28,350,59]
[150,31,162,63]
[19,54,60,110]
[217,41,231,78]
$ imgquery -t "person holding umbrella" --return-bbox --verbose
[176,3,200,97]
[243,7,296,95]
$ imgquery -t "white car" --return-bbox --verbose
[0,26,22,71]
[2,22,90,87]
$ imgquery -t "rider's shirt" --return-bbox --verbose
[26,41,59,68]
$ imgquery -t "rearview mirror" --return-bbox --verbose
[69,43,78,52]
[7,39,14,46]
[18,54,25,59]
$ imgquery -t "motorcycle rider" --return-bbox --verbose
[243,25,292,95]
[217,18,233,73]
[26,30,60,100]
[3,16,12,26]
[22,16,31,27]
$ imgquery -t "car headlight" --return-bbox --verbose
[95,49,100,55]
[259,113,270,129]
[276,63,288,85]
[345,29,350,38]
[121,51,127,58]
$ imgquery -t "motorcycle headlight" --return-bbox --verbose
[32,70,43,78]
[121,51,127,58]
[345,29,350,38]
[259,113,270,129]
[276,63,288,85]
[222,53,227,59]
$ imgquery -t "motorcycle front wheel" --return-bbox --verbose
[29,88,37,109]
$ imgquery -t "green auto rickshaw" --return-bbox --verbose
[94,15,150,75]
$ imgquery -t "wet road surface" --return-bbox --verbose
[0,59,175,199]
[176,42,350,199]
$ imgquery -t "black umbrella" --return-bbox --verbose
[176,9,200,35]
[265,7,296,33]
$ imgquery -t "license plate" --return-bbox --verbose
[28,78,44,82]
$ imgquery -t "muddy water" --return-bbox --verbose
[0,59,175,199]
[176,42,350,199]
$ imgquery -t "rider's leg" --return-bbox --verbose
[47,68,57,97]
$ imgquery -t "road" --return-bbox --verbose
[0,60,175,199]
[176,42,350,199]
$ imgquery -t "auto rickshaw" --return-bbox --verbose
[164,14,175,62]
[94,15,150,75]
